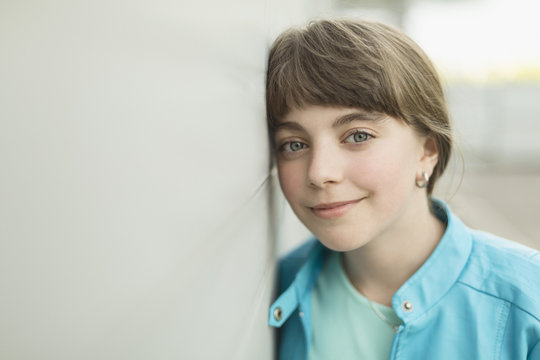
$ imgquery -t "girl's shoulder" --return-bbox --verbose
[460,229,540,319]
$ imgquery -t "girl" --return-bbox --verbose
[266,19,540,360]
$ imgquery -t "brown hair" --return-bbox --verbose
[266,19,452,194]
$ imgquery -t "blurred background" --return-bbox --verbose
[0,0,538,359]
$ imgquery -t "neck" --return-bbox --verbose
[341,196,445,307]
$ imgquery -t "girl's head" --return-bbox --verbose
[266,19,452,194]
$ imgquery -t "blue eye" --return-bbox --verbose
[345,131,371,143]
[282,141,306,152]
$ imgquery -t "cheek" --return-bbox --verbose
[277,162,303,202]
[348,145,418,192]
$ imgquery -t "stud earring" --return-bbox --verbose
[415,171,429,189]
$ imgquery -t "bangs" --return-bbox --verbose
[266,26,391,129]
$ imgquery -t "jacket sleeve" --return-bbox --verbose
[529,339,540,360]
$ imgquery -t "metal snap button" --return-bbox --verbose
[402,301,413,312]
[274,307,283,321]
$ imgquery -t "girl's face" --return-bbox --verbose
[274,105,438,251]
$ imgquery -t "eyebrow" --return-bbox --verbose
[274,121,305,132]
[332,111,387,128]
[275,110,387,132]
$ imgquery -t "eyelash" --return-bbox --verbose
[278,140,307,153]
[343,129,373,144]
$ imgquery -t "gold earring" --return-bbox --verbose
[415,171,429,189]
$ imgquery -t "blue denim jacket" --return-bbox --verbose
[268,201,540,359]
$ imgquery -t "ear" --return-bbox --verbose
[419,136,439,176]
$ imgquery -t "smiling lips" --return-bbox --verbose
[310,199,363,219]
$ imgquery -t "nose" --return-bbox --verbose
[307,145,343,188]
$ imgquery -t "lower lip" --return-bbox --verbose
[311,199,362,219]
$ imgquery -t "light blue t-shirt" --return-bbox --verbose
[308,251,402,360]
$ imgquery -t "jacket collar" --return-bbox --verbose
[268,199,473,327]
[391,200,472,322]
[268,241,325,327]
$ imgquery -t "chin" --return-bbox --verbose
[316,233,368,252]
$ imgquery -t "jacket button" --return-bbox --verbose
[274,307,283,321]
[402,301,413,312]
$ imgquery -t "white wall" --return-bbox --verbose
[0,0,332,358]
